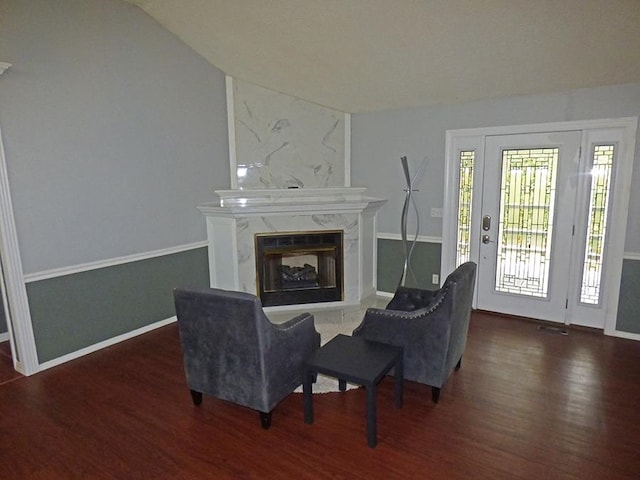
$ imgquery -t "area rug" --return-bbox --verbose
[266,297,390,394]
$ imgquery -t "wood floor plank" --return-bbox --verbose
[0,341,23,386]
[1,312,639,479]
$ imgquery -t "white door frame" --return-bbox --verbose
[0,126,39,375]
[442,117,638,336]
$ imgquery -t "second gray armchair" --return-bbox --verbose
[352,262,477,403]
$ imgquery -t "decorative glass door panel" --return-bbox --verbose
[495,147,558,297]
[455,151,475,266]
[580,144,614,305]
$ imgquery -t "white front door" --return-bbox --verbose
[476,132,581,323]
[442,118,637,332]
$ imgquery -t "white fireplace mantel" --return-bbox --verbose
[198,187,386,310]
[199,187,385,217]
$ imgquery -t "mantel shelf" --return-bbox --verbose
[201,187,386,217]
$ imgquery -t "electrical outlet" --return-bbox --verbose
[432,274,439,285]
[430,207,443,218]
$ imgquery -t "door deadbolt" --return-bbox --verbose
[482,234,492,244]
[482,215,491,231]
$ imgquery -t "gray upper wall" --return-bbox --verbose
[2,0,639,280]
[351,83,640,253]
[0,0,230,275]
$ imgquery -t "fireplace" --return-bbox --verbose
[255,231,343,307]
[198,187,385,309]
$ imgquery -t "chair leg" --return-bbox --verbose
[431,386,441,403]
[259,411,272,429]
[190,389,203,405]
[455,356,462,371]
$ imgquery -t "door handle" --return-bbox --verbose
[482,215,491,231]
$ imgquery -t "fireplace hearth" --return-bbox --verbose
[255,231,343,307]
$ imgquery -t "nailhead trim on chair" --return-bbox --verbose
[273,313,315,331]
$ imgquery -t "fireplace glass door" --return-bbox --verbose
[255,231,343,306]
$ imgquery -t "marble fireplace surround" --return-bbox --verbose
[199,77,386,310]
[198,187,386,310]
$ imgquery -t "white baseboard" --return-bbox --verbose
[37,316,177,373]
[0,332,9,343]
[609,329,640,341]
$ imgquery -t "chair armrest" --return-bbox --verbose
[353,306,440,341]
[353,306,451,383]
[273,312,316,332]
[355,294,452,348]
[271,312,321,357]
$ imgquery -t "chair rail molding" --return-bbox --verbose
[24,241,208,283]
[377,232,442,244]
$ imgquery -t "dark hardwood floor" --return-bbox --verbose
[0,341,22,386]
[1,311,639,479]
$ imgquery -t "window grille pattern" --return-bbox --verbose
[580,145,614,304]
[495,148,558,297]
[456,151,474,266]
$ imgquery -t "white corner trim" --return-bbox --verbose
[0,126,39,375]
[37,316,177,373]
[344,113,351,187]
[226,75,238,189]
[377,232,443,244]
[0,63,11,76]
[24,241,208,283]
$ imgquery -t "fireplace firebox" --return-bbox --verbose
[255,231,343,307]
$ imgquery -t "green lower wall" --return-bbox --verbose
[617,258,640,335]
[22,242,640,365]
[377,238,442,293]
[27,247,209,363]
[377,238,640,335]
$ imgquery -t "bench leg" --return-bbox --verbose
[303,371,314,424]
[366,385,377,448]
[260,411,272,429]
[395,355,404,408]
[431,386,441,403]
[190,390,202,405]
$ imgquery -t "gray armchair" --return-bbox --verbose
[173,287,321,428]
[352,262,477,403]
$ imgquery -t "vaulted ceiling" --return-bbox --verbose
[126,0,640,113]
